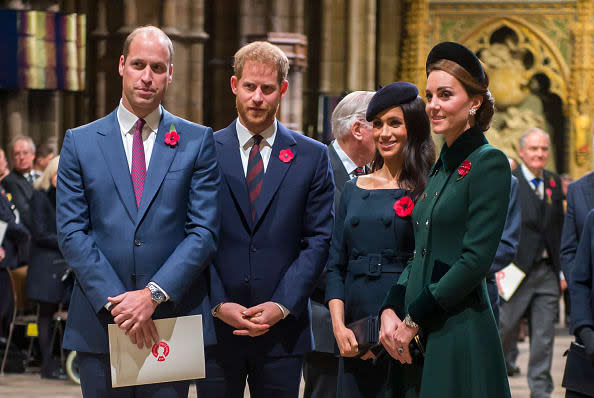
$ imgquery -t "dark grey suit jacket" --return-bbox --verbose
[2,170,34,231]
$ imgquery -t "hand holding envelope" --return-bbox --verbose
[109,315,205,388]
[109,288,159,349]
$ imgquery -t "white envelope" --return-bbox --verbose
[108,314,205,388]
[496,263,526,302]
[0,220,7,245]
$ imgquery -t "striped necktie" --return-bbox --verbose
[246,135,264,221]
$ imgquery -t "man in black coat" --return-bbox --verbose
[2,136,39,232]
[303,90,375,398]
[500,128,564,398]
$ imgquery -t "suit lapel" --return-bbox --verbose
[328,142,349,189]
[253,122,296,227]
[514,168,543,231]
[96,109,137,222]
[137,108,178,224]
[215,122,252,227]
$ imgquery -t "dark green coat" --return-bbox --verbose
[383,126,512,398]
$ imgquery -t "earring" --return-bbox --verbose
[469,108,477,116]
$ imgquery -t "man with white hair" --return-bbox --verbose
[500,127,564,398]
[303,90,375,398]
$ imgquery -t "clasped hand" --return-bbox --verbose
[379,309,417,364]
[109,288,159,349]
[216,301,284,337]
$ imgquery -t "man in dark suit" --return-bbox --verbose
[2,136,39,231]
[197,41,334,398]
[561,171,594,281]
[500,128,564,398]
[303,90,375,398]
[57,26,220,397]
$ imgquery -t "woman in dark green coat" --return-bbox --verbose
[379,42,512,398]
[325,82,435,398]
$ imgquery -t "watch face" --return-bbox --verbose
[152,290,164,302]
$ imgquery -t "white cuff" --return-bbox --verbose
[275,303,290,319]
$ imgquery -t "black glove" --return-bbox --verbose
[578,327,594,364]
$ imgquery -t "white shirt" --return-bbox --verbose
[332,140,359,177]
[521,163,544,200]
[236,118,277,176]
[117,100,161,172]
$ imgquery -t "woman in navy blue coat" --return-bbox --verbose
[25,156,68,379]
[325,82,435,398]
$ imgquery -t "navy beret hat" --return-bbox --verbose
[365,81,419,122]
[425,41,486,84]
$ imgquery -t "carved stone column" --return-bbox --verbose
[319,0,346,96]
[569,0,594,178]
[377,0,403,85]
[346,0,375,90]
[400,0,429,89]
[91,0,108,118]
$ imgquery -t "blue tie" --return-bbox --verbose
[531,178,541,189]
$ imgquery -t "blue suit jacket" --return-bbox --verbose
[57,107,221,354]
[569,208,594,334]
[490,175,521,274]
[209,120,334,357]
[561,172,594,280]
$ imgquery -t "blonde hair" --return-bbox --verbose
[233,41,289,84]
[34,155,59,191]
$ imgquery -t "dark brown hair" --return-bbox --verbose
[427,59,494,132]
[371,97,436,200]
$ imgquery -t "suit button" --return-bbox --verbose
[244,276,250,283]
[250,245,257,252]
[134,239,142,247]
[422,249,427,257]
[425,219,430,229]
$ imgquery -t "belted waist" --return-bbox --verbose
[348,253,410,277]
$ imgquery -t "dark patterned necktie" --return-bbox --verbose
[352,166,367,178]
[130,118,146,208]
[246,135,264,221]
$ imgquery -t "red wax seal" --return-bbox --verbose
[152,342,170,362]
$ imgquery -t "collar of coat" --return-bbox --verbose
[431,125,487,174]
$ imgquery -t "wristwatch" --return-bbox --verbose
[404,314,419,329]
[211,302,225,318]
[146,282,166,305]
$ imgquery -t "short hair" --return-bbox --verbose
[233,41,289,84]
[519,127,550,149]
[331,91,375,139]
[36,143,55,159]
[11,135,36,155]
[34,155,59,191]
[123,26,174,64]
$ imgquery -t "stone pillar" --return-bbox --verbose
[377,0,403,85]
[91,0,108,119]
[400,0,429,89]
[187,0,209,123]
[319,0,346,96]
[569,0,594,178]
[5,93,29,146]
[118,0,138,36]
[346,0,375,91]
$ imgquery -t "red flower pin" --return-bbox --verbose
[546,188,552,198]
[457,160,471,181]
[164,123,179,147]
[279,148,294,163]
[394,196,414,218]
[549,178,556,188]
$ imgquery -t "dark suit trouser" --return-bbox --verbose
[500,262,559,398]
[303,351,338,398]
[337,356,389,398]
[195,351,303,398]
[78,352,189,398]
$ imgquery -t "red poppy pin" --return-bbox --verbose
[394,196,414,218]
[546,188,552,204]
[549,178,556,188]
[279,148,294,163]
[457,160,471,181]
[164,123,179,147]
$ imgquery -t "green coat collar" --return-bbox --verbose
[431,125,488,174]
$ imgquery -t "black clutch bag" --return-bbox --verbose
[562,342,594,397]
[346,315,425,361]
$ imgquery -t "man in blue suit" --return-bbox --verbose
[561,172,594,282]
[196,41,334,398]
[57,26,220,397]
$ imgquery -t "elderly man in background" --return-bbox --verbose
[500,128,564,398]
[303,90,375,398]
[3,136,38,231]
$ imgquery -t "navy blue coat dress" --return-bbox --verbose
[325,179,414,398]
